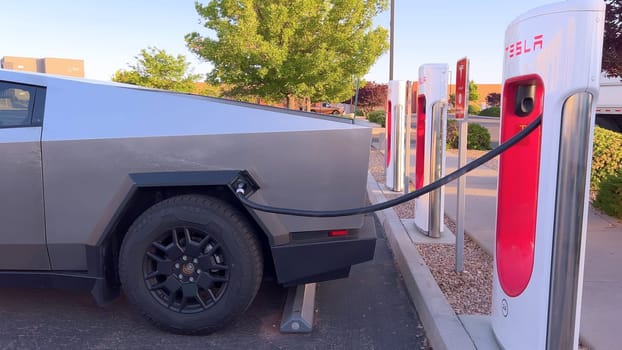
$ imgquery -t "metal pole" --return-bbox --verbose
[393,103,404,192]
[403,81,413,193]
[389,0,395,81]
[428,102,443,238]
[546,93,593,349]
[448,70,453,104]
[455,119,467,272]
[455,60,469,272]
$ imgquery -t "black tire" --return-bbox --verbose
[119,194,263,334]
[331,110,340,115]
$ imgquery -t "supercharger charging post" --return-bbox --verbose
[385,80,410,192]
[414,64,448,238]
[492,1,605,349]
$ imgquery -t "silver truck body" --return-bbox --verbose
[0,69,375,302]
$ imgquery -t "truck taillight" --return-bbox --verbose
[329,230,348,237]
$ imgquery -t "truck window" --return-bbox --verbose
[0,82,36,128]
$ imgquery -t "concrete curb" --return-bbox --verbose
[366,173,475,350]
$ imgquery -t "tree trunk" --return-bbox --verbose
[286,94,297,110]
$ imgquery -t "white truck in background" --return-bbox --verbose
[596,75,622,132]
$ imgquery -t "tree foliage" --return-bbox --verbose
[486,92,501,107]
[355,81,387,114]
[603,0,621,77]
[113,47,202,93]
[450,81,479,109]
[469,80,479,102]
[185,0,389,107]
[195,82,223,97]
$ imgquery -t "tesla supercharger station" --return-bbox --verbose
[385,80,411,192]
[492,1,605,349]
[414,64,448,237]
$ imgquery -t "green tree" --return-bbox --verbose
[450,81,479,107]
[185,0,389,108]
[113,47,202,93]
[603,0,621,77]
[469,80,479,102]
[195,82,224,97]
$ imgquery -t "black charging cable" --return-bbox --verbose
[236,115,542,217]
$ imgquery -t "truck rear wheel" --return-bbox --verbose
[119,194,263,334]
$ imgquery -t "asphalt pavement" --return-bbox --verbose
[0,216,429,350]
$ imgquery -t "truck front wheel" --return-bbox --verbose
[119,194,263,334]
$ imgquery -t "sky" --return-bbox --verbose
[1,0,556,84]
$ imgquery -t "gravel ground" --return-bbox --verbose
[369,148,493,315]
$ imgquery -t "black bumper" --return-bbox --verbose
[271,214,377,286]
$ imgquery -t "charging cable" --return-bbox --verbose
[236,116,542,217]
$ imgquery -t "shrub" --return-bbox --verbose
[593,171,622,219]
[446,120,492,150]
[467,123,492,150]
[479,106,500,117]
[468,104,481,115]
[367,110,386,127]
[355,109,365,116]
[591,126,622,190]
[368,110,385,118]
[446,120,459,148]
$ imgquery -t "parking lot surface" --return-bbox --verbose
[0,216,428,349]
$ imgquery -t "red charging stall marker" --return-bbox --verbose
[496,74,544,297]
[415,95,426,189]
[386,100,392,167]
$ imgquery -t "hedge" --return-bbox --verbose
[479,107,500,117]
[446,120,492,150]
[593,171,622,219]
[367,110,386,127]
[468,104,481,115]
[591,126,622,190]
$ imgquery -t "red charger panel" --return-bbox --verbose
[386,100,392,167]
[496,75,544,297]
[416,95,426,189]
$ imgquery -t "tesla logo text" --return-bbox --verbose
[506,34,543,59]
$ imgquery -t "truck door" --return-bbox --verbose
[0,81,49,269]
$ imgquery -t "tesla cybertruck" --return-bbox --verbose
[0,69,375,334]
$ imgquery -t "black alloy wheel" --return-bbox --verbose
[120,194,263,334]
[144,226,229,313]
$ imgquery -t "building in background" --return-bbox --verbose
[1,56,84,77]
